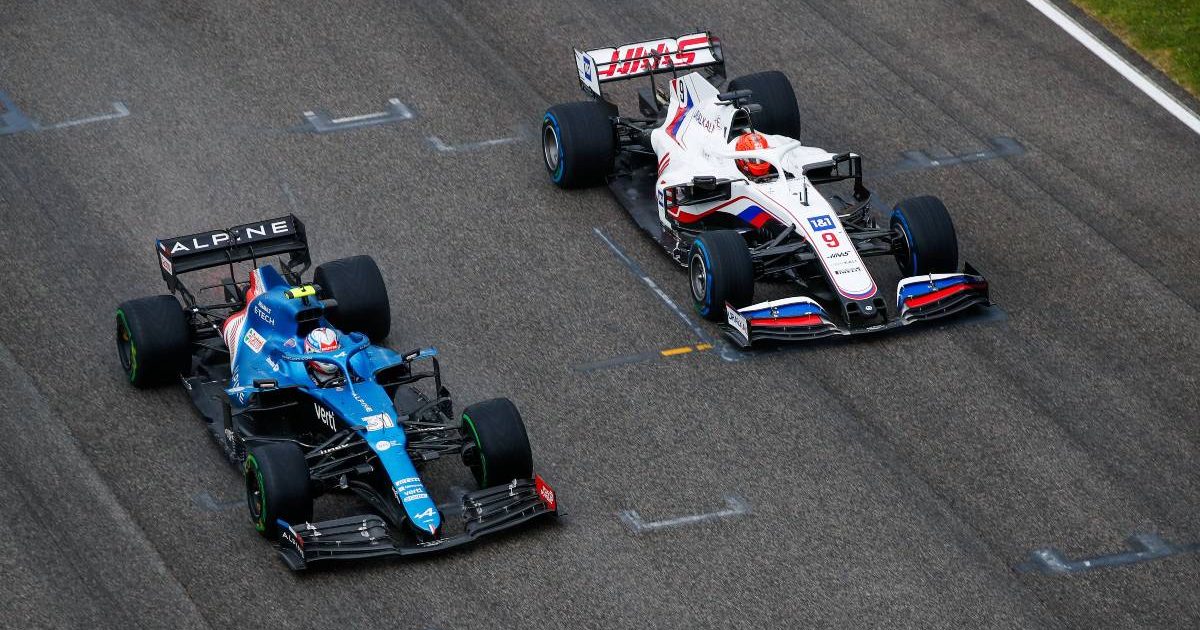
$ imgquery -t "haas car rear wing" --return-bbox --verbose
[155,214,310,292]
[575,31,724,98]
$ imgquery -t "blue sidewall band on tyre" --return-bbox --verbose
[892,207,919,274]
[543,112,564,182]
[695,239,715,317]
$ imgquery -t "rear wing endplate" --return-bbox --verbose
[574,31,724,98]
[155,214,309,290]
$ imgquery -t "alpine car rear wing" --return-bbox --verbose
[154,214,310,292]
[574,31,725,99]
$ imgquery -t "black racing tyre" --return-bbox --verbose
[728,71,801,139]
[460,398,533,489]
[115,295,190,388]
[688,230,755,321]
[314,255,391,342]
[244,442,313,539]
[890,195,960,276]
[541,102,617,188]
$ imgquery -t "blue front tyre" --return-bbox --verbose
[890,195,959,276]
[688,231,755,321]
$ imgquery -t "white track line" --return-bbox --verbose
[1025,0,1200,136]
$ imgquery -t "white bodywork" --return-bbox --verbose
[649,73,878,302]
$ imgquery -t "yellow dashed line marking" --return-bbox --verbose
[660,343,714,358]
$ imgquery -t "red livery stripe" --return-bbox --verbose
[749,314,824,328]
[904,282,987,309]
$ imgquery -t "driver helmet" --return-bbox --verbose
[304,327,340,375]
[735,131,771,177]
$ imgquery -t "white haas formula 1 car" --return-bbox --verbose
[541,32,992,345]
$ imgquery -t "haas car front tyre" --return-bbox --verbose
[460,398,533,489]
[689,231,754,321]
[890,196,960,276]
[728,71,801,139]
[115,295,190,388]
[244,442,313,539]
[315,255,391,342]
[542,102,616,188]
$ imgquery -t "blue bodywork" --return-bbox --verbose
[223,265,442,535]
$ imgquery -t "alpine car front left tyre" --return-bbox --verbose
[542,102,616,189]
[460,398,533,489]
[244,442,313,539]
[689,231,755,321]
[115,295,190,388]
[890,195,960,276]
[315,255,391,343]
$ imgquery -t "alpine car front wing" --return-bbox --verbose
[721,266,992,346]
[275,476,559,570]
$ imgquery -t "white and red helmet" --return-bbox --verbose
[304,327,340,375]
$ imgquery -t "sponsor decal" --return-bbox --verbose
[413,507,436,519]
[725,303,749,340]
[829,251,850,258]
[278,521,304,551]
[589,33,714,80]
[807,215,835,232]
[159,252,173,274]
[535,474,557,511]
[161,218,294,255]
[375,440,391,451]
[317,442,354,456]
[352,390,373,412]
[690,108,725,135]
[283,337,297,348]
[393,477,429,503]
[253,302,274,326]
[363,413,394,431]
[243,328,266,353]
[265,355,280,372]
[834,265,863,276]
[313,404,337,431]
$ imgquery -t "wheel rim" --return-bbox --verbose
[895,224,916,275]
[690,252,709,303]
[115,313,134,375]
[246,462,265,528]
[542,124,560,172]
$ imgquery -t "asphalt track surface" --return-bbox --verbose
[1,1,1198,628]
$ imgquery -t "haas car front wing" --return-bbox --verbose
[722,268,992,346]
[274,476,559,570]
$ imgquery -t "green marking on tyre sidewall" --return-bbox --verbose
[462,413,488,488]
[246,455,266,532]
[116,309,137,382]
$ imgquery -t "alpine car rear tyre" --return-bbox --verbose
[542,102,616,189]
[315,255,391,342]
[728,71,801,139]
[245,442,313,539]
[115,295,190,388]
[890,196,960,276]
[460,398,533,489]
[689,231,755,321]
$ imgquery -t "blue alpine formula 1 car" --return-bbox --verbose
[115,215,558,569]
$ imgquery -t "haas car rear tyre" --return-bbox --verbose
[542,102,616,188]
[115,295,190,388]
[728,71,801,139]
[460,398,533,489]
[890,195,960,276]
[315,255,390,342]
[244,442,313,539]
[689,231,755,321]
